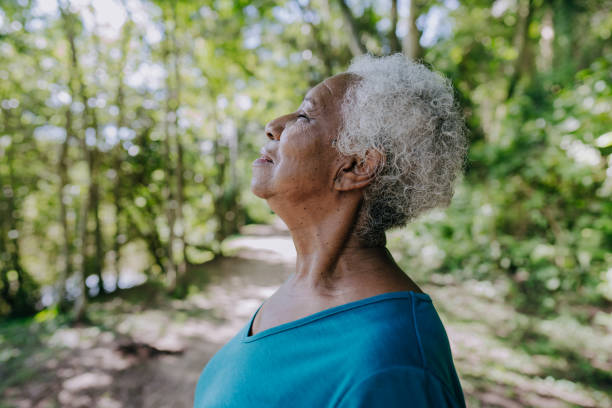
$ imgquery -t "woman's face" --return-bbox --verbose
[251,74,353,206]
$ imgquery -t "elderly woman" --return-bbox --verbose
[194,54,467,407]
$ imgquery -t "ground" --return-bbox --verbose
[1,224,611,408]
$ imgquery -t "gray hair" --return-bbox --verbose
[336,54,469,245]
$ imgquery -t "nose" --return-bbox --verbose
[264,113,294,140]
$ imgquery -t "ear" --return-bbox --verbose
[334,148,384,192]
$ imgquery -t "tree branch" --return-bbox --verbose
[336,0,367,56]
[389,0,401,53]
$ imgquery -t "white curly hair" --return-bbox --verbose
[335,54,469,245]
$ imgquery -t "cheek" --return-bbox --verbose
[278,143,325,179]
[279,128,327,160]
[278,154,335,194]
[274,126,339,186]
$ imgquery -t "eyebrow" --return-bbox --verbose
[302,97,315,108]
[322,82,333,96]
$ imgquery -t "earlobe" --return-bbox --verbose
[334,149,384,192]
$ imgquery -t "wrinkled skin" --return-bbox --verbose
[249,73,421,336]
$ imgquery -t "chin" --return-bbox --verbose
[250,179,272,199]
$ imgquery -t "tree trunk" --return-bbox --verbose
[537,6,554,72]
[89,15,105,295]
[74,178,90,322]
[212,135,240,247]
[57,109,73,308]
[8,148,37,316]
[388,0,401,53]
[507,0,535,99]
[552,0,575,84]
[60,1,91,321]
[90,165,104,295]
[171,3,188,279]
[125,200,167,275]
[111,152,123,290]
[296,2,334,78]
[111,10,133,292]
[337,0,367,56]
[402,0,423,60]
[212,137,228,245]
[162,9,177,290]
[0,111,38,317]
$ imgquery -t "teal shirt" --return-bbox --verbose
[194,291,465,407]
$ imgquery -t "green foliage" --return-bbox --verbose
[389,0,612,314]
[1,1,611,406]
[0,0,610,320]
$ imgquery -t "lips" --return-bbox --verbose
[259,154,273,163]
[253,149,274,166]
[259,148,274,163]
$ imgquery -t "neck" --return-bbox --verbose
[271,195,403,298]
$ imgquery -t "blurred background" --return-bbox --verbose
[0,0,611,407]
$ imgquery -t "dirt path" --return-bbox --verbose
[2,224,611,407]
[2,225,294,408]
[110,231,295,408]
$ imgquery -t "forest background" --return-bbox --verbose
[0,0,611,407]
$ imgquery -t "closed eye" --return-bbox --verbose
[297,114,309,121]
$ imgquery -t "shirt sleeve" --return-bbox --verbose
[336,366,464,408]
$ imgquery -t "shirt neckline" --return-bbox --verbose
[241,290,431,343]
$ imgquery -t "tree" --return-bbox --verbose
[59,1,92,320]
[402,0,423,59]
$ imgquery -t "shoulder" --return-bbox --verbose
[347,293,439,368]
[335,365,465,408]
[341,293,464,404]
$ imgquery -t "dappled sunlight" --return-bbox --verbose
[48,326,109,350]
[171,282,279,344]
[176,319,238,345]
[1,0,610,405]
[1,246,288,407]
[445,321,541,377]
[223,235,297,265]
[535,315,612,371]
[62,372,112,392]
[68,346,133,371]
[429,280,611,407]
[428,279,517,330]
[2,229,611,407]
